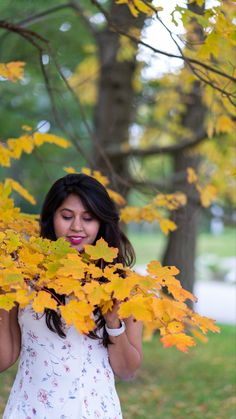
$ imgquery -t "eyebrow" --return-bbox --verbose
[60,208,90,214]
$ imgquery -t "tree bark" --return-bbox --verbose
[162,2,206,295]
[93,2,145,194]
[162,151,201,294]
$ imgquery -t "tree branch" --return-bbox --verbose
[90,0,236,89]
[106,127,207,159]
[17,0,98,38]
[15,3,76,27]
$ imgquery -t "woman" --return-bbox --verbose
[1,173,143,419]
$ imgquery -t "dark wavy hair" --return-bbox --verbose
[39,173,135,346]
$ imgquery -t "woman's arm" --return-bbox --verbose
[0,299,21,372]
[104,301,143,380]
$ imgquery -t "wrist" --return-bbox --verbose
[105,320,126,337]
[105,319,121,329]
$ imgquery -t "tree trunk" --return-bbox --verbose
[162,151,201,294]
[162,2,206,295]
[162,81,206,295]
[93,3,145,194]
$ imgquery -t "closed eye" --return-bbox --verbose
[62,215,72,220]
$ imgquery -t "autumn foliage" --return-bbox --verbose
[0,63,220,353]
[2,0,230,359]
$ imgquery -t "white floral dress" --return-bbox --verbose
[3,305,122,419]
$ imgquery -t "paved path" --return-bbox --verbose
[194,280,236,325]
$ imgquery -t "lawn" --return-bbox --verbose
[1,325,235,418]
[128,228,236,266]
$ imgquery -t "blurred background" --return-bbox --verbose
[0,0,235,417]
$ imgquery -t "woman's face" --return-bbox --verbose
[53,194,100,252]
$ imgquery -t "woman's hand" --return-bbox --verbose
[104,299,121,329]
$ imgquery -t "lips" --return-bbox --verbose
[67,236,85,245]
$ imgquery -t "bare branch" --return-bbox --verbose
[0,20,48,46]
[17,0,98,38]
[15,3,76,27]
[90,0,236,88]
[106,127,206,159]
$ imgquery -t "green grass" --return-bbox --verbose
[128,228,236,265]
[116,325,236,419]
[0,326,235,418]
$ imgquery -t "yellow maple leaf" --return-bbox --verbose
[0,143,11,167]
[18,248,44,267]
[147,261,180,278]
[159,218,177,235]
[151,297,187,323]
[116,0,161,17]
[7,135,34,158]
[187,167,198,184]
[33,133,70,148]
[63,166,77,174]
[3,229,21,253]
[0,293,16,311]
[119,295,153,321]
[52,278,85,300]
[100,299,114,315]
[60,300,95,333]
[86,265,103,279]
[197,184,217,207]
[81,168,109,187]
[140,205,161,222]
[5,178,36,205]
[57,254,86,278]
[83,281,110,305]
[106,188,126,206]
[32,291,58,313]
[167,321,185,334]
[191,329,209,343]
[160,333,196,352]
[168,284,197,303]
[21,125,32,132]
[104,274,138,300]
[84,238,118,262]
[0,61,25,82]
[191,313,220,334]
[120,206,141,223]
[14,289,33,308]
[216,115,235,134]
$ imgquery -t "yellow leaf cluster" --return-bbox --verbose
[117,35,137,62]
[187,167,217,208]
[0,223,220,352]
[0,182,39,236]
[0,129,70,168]
[68,56,99,105]
[120,192,187,234]
[116,0,162,18]
[0,61,25,82]
[63,166,126,206]
[5,179,36,205]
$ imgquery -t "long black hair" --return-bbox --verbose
[39,173,135,345]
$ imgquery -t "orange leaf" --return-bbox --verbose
[0,61,25,82]
[161,333,196,352]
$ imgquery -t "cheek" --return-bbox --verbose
[53,215,67,237]
[90,221,100,237]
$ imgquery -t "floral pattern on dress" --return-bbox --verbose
[3,305,122,419]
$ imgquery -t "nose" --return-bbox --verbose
[70,216,83,232]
